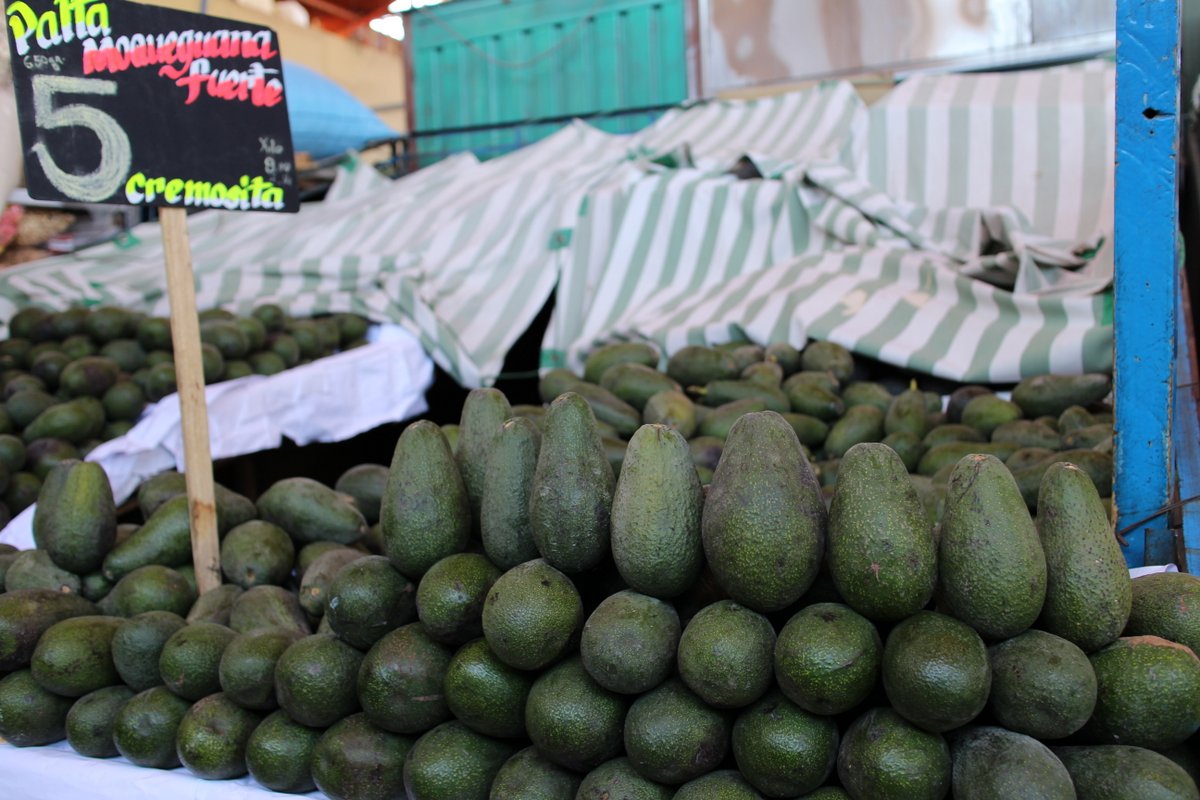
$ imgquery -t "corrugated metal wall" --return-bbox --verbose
[406,0,689,161]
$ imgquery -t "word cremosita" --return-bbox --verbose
[125,172,287,211]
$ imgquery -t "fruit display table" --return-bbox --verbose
[0,740,322,799]
[0,324,432,549]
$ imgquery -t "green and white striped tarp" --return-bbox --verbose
[0,63,1114,387]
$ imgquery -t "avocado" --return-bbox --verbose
[775,602,881,715]
[642,390,698,438]
[702,411,825,611]
[103,564,196,617]
[111,610,186,690]
[0,592,96,671]
[325,555,415,649]
[525,657,627,772]
[29,350,70,390]
[402,720,514,800]
[1037,462,1131,652]
[610,424,703,599]
[382,420,470,578]
[293,546,358,617]
[581,590,680,695]
[218,627,304,711]
[230,585,311,635]
[25,437,82,480]
[1053,745,1200,800]
[990,419,1061,449]
[101,380,146,421]
[828,443,936,622]
[4,471,38,515]
[950,726,1075,800]
[65,684,135,758]
[479,417,542,570]
[200,320,250,359]
[455,387,512,532]
[245,709,322,794]
[784,376,846,422]
[988,628,1097,739]
[961,393,1023,436]
[529,392,615,573]
[600,363,681,411]
[0,434,26,472]
[158,621,238,700]
[185,583,242,625]
[939,453,1046,639]
[334,463,388,525]
[176,693,263,779]
[4,389,56,430]
[584,342,660,384]
[219,520,295,589]
[98,338,146,372]
[916,440,1020,475]
[1085,636,1200,749]
[257,476,366,546]
[1012,373,1112,418]
[837,707,950,800]
[1126,572,1200,655]
[443,638,533,739]
[739,362,787,388]
[825,404,886,458]
[357,622,453,735]
[882,611,990,733]
[801,341,854,382]
[576,757,674,800]
[732,688,838,796]
[0,669,75,746]
[102,495,193,581]
[677,599,775,708]
[698,397,769,439]
[922,423,986,448]
[275,633,363,728]
[23,396,105,444]
[59,356,120,398]
[673,770,762,799]
[489,745,581,800]
[112,686,192,768]
[624,681,724,786]
[697,379,790,414]
[667,345,740,386]
[4,549,81,594]
[85,307,136,342]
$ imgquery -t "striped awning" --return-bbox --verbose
[0,62,1114,387]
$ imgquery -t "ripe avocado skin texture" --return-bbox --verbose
[610,424,703,599]
[381,420,470,579]
[1036,462,1131,653]
[702,411,826,612]
[938,453,1046,640]
[828,442,936,623]
[529,393,615,574]
[950,726,1075,800]
[1053,745,1200,800]
[882,611,990,733]
[837,707,951,800]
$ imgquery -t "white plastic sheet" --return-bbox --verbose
[0,324,432,549]
[0,740,324,799]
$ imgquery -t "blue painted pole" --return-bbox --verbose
[1114,0,1181,566]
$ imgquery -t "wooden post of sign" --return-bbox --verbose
[159,208,220,595]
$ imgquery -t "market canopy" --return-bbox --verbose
[0,61,1114,387]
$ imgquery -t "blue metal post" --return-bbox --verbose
[1114,0,1181,566]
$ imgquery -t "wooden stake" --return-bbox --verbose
[160,207,220,595]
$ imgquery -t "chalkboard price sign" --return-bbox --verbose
[6,0,299,212]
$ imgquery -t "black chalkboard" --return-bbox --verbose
[6,0,299,212]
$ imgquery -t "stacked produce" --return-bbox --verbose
[0,305,370,525]
[0,337,1195,800]
[529,341,1115,521]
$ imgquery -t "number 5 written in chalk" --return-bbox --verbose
[29,74,132,203]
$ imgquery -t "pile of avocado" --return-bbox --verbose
[0,305,370,528]
[0,336,1196,800]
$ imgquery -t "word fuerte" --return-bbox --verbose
[6,0,284,107]
[125,172,287,210]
